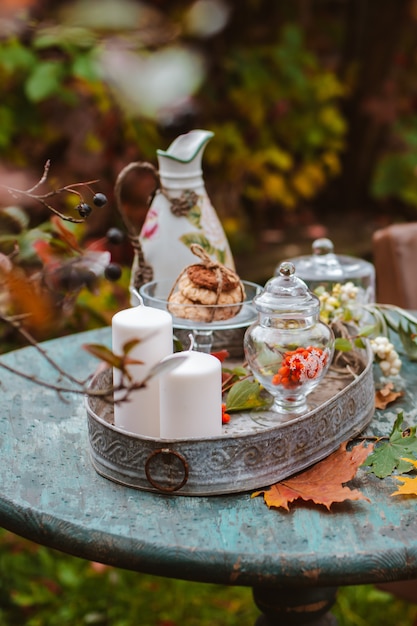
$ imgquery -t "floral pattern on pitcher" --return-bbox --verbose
[175,195,233,266]
[141,206,159,240]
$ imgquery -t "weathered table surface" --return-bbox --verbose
[1,327,417,626]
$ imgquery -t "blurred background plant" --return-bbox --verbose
[0,0,416,255]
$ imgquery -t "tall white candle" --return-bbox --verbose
[159,351,223,439]
[112,306,173,437]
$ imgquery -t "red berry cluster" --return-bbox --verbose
[221,403,231,424]
[272,346,328,389]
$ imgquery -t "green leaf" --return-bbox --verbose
[358,324,377,337]
[229,365,249,377]
[362,412,417,478]
[72,52,100,82]
[398,321,417,361]
[354,337,367,349]
[0,206,29,233]
[34,26,96,51]
[334,337,353,352]
[225,379,271,412]
[0,39,37,73]
[25,61,65,102]
[0,106,15,147]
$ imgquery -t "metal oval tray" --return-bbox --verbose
[86,345,375,496]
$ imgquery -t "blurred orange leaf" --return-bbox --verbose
[6,269,54,334]
[32,240,57,266]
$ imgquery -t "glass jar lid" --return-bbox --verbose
[280,237,375,284]
[255,261,320,316]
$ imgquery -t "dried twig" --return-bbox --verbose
[1,160,100,223]
[0,313,86,386]
[0,358,148,402]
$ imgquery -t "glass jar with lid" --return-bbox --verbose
[244,262,334,417]
[277,238,376,307]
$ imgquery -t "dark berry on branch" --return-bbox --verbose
[93,193,108,207]
[106,227,124,245]
[51,265,96,293]
[78,203,92,218]
[104,262,122,281]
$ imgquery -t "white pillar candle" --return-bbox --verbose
[112,306,173,437]
[159,351,223,439]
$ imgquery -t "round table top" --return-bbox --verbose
[1,327,417,589]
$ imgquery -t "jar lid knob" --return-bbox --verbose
[312,238,334,256]
[278,261,295,277]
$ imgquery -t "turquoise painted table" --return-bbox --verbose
[1,327,417,626]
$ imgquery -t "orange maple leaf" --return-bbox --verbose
[375,382,403,410]
[391,458,417,497]
[253,441,373,511]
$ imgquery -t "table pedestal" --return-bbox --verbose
[253,586,338,625]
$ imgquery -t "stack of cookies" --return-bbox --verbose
[168,244,245,322]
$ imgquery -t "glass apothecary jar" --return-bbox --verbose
[277,238,376,306]
[244,262,335,417]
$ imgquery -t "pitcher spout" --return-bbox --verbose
[156,130,214,188]
[157,129,214,164]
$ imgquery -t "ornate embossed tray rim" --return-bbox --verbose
[86,344,375,496]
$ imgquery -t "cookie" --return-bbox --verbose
[167,244,245,322]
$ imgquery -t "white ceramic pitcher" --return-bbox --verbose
[139,130,234,287]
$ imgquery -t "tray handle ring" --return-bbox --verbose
[145,448,189,493]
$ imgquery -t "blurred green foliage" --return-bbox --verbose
[1,0,417,235]
[201,23,346,229]
[0,529,416,626]
[0,11,346,213]
[371,117,417,208]
[0,25,103,158]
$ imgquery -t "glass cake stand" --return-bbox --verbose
[139,279,262,353]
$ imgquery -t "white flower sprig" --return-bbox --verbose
[315,281,363,325]
[314,283,417,377]
[370,336,402,377]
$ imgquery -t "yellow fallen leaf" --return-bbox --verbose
[391,458,417,496]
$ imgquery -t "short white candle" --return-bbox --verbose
[112,306,173,437]
[159,351,223,440]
